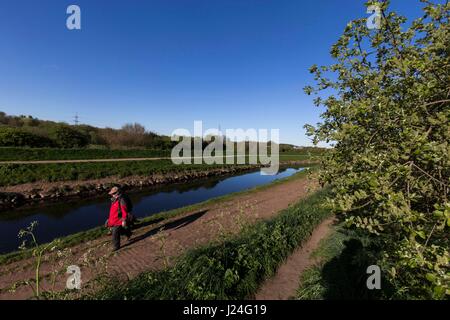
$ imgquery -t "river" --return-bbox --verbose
[0,167,305,254]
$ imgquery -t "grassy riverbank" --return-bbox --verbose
[0,160,237,186]
[0,155,317,187]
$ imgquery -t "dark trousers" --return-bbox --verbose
[111,226,132,250]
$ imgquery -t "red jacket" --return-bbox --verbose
[108,197,128,227]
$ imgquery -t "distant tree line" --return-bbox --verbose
[0,112,175,149]
[0,112,329,153]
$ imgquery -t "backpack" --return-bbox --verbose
[118,194,136,225]
[120,193,133,213]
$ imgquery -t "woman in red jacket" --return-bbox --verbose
[107,186,132,251]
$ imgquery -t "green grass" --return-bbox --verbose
[0,147,321,162]
[89,186,332,300]
[296,224,387,300]
[0,147,170,161]
[279,154,317,161]
[0,155,318,187]
[0,160,245,186]
[0,168,316,266]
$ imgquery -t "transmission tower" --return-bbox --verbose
[73,113,79,125]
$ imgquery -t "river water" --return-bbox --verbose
[0,167,304,254]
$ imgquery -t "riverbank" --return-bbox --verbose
[0,160,317,212]
[0,169,319,299]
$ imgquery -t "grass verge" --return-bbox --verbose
[88,186,331,300]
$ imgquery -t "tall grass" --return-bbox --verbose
[91,188,332,300]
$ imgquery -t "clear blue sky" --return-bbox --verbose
[0,0,427,146]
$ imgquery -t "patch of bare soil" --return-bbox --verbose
[0,175,318,300]
[254,217,335,300]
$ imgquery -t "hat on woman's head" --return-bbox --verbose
[108,186,120,195]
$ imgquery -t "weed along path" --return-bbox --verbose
[254,217,335,300]
[0,173,318,300]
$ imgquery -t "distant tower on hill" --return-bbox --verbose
[73,113,79,125]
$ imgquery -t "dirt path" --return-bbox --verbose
[0,174,318,300]
[254,217,335,300]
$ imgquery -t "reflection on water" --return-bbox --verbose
[0,167,304,254]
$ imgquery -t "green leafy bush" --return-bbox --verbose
[0,127,54,148]
[305,1,449,299]
[48,125,90,148]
